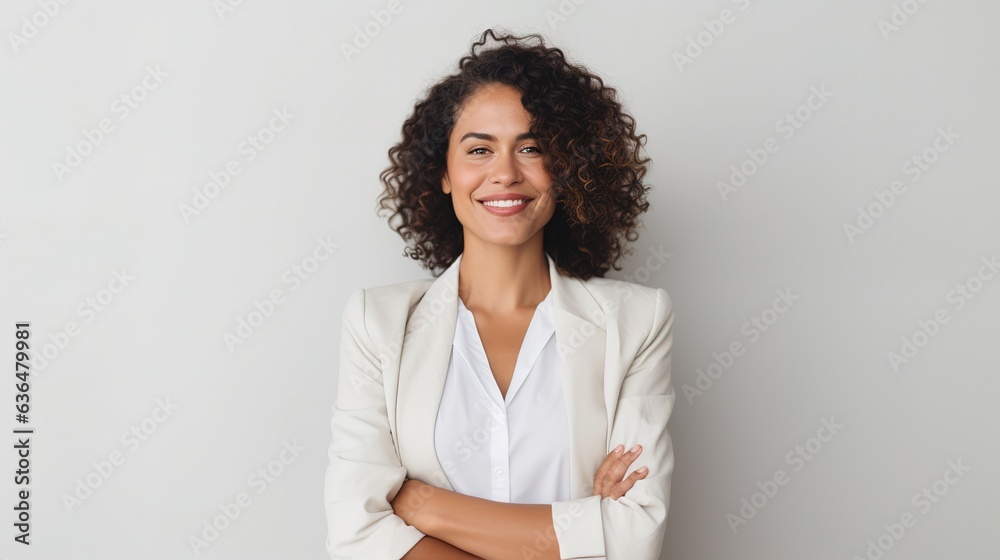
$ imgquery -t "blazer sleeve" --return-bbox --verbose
[324,288,426,560]
[550,287,676,560]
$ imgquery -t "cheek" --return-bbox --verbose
[452,169,486,196]
[535,184,558,206]
[532,171,556,195]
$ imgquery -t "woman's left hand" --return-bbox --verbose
[390,478,434,530]
[593,443,648,500]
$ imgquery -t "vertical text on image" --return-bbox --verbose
[14,322,34,545]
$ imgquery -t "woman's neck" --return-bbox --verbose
[456,242,551,315]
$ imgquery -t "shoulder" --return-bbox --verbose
[346,277,434,305]
[341,278,436,332]
[574,276,674,358]
[580,275,672,324]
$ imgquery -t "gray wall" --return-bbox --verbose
[1,0,997,558]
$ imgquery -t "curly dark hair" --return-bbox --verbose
[376,27,652,280]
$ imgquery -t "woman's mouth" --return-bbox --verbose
[479,198,532,216]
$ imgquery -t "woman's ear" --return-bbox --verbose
[441,173,451,195]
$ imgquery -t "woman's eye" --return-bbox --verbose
[467,146,541,155]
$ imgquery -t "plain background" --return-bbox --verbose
[2,1,998,558]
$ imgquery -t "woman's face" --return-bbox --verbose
[441,83,556,249]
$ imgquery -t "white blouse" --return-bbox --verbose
[433,288,572,504]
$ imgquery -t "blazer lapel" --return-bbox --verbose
[396,254,462,491]
[396,251,611,501]
[547,256,613,500]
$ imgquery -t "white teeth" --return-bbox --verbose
[483,199,528,208]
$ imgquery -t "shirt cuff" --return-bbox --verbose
[551,494,606,559]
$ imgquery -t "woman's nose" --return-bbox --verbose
[488,152,521,185]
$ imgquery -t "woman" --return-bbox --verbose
[325,28,675,560]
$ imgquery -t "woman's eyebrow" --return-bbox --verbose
[458,131,538,143]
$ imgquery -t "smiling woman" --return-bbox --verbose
[441,83,558,253]
[325,27,675,560]
[375,27,652,280]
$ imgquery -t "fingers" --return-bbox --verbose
[609,465,648,500]
[594,444,624,496]
[593,445,627,496]
[593,443,648,499]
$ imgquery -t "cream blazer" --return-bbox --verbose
[325,251,676,560]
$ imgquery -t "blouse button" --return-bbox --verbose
[495,467,506,478]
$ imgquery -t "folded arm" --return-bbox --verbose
[395,482,561,560]
[401,536,483,559]
[325,288,428,560]
[398,288,676,560]
[549,287,676,560]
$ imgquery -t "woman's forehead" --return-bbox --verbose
[452,86,532,136]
